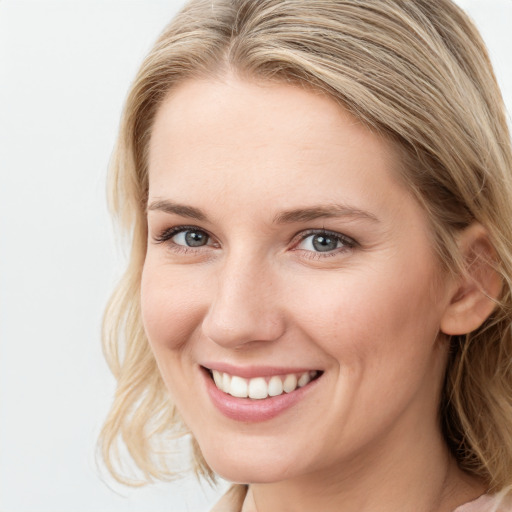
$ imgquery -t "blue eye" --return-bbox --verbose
[296,231,355,253]
[154,226,214,249]
[172,229,210,247]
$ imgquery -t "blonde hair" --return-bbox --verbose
[99,0,512,491]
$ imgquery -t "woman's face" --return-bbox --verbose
[142,77,454,484]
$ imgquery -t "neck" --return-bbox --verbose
[244,417,484,512]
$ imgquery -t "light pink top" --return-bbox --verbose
[211,486,512,512]
[453,493,510,512]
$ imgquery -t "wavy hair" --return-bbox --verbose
[99,0,512,492]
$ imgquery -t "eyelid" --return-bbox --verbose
[291,228,358,255]
[151,225,357,257]
[152,225,218,247]
[294,228,357,245]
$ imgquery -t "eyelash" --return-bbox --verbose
[152,225,358,258]
[153,225,218,254]
[294,229,357,259]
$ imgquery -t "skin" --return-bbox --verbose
[141,76,485,511]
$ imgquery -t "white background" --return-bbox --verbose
[0,1,510,511]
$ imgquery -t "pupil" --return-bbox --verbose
[312,234,337,252]
[185,231,207,247]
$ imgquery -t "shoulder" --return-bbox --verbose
[210,484,248,512]
[209,488,512,512]
[453,493,512,512]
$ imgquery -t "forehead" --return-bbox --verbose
[147,76,412,220]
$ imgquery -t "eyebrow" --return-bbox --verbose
[273,204,379,224]
[147,199,379,224]
[147,199,207,221]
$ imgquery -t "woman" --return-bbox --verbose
[99,1,512,510]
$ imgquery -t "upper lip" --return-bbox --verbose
[201,362,322,379]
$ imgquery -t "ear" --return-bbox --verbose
[440,223,502,336]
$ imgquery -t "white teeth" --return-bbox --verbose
[222,372,231,393]
[248,377,268,399]
[210,369,319,399]
[298,372,311,388]
[230,376,248,398]
[212,370,222,388]
[268,376,283,397]
[283,374,297,393]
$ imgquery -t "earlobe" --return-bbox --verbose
[440,223,502,336]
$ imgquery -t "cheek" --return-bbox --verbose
[140,259,207,351]
[286,262,446,451]
[290,257,443,369]
[140,260,210,422]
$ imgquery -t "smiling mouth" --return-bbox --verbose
[204,367,323,400]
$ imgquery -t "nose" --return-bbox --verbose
[201,254,286,349]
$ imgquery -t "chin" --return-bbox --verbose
[211,462,292,485]
[198,439,302,484]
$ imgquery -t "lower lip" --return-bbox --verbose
[202,369,320,422]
